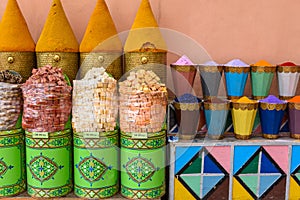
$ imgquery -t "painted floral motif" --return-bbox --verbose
[0,158,13,179]
[29,153,63,184]
[76,153,112,186]
[124,154,158,187]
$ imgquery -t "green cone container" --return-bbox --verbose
[0,129,25,197]
[25,129,72,197]
[73,131,119,198]
[120,131,166,199]
[251,65,276,100]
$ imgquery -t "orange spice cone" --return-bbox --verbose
[79,0,123,80]
[36,0,79,81]
[124,0,167,83]
[0,0,36,80]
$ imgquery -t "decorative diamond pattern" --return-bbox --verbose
[234,147,286,199]
[124,153,157,187]
[176,147,228,199]
[78,154,109,183]
[29,153,61,184]
[0,158,8,178]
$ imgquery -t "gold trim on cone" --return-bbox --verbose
[290,133,300,139]
[207,134,224,140]
[279,96,293,100]
[228,96,241,100]
[234,134,251,140]
[179,134,195,140]
[262,133,279,139]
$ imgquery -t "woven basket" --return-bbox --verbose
[36,52,78,81]
[80,52,123,80]
[0,52,35,81]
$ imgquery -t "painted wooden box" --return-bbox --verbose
[169,138,300,200]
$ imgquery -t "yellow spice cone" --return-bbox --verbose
[36,0,78,52]
[80,0,122,52]
[0,0,35,51]
[124,0,167,52]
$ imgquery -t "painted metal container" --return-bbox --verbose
[204,100,230,139]
[170,64,197,97]
[199,65,223,100]
[259,102,287,139]
[251,65,276,100]
[277,65,300,100]
[173,102,201,140]
[73,131,119,198]
[288,102,300,139]
[231,101,258,139]
[0,128,25,197]
[79,52,123,80]
[120,131,166,199]
[25,129,72,197]
[224,66,250,100]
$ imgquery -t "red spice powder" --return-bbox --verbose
[279,62,297,66]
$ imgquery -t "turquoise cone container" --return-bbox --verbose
[224,66,250,99]
[204,100,230,139]
[251,66,276,100]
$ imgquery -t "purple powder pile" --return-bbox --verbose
[203,60,219,66]
[260,95,286,104]
[175,93,201,103]
[174,55,194,65]
[225,59,248,67]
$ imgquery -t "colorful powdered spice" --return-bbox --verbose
[204,60,219,66]
[80,0,122,52]
[175,93,201,103]
[252,60,272,66]
[0,0,35,51]
[174,55,193,65]
[237,96,256,103]
[36,0,78,52]
[225,59,248,67]
[279,62,297,67]
[124,0,166,52]
[260,95,286,104]
[288,96,300,103]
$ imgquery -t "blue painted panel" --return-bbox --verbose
[202,175,224,198]
[260,152,280,173]
[259,175,281,197]
[291,146,300,173]
[175,146,201,174]
[234,146,260,174]
[204,155,223,173]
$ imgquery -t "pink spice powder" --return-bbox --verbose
[174,55,194,65]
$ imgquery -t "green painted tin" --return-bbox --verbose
[0,128,25,197]
[73,130,119,199]
[120,130,166,199]
[25,129,72,197]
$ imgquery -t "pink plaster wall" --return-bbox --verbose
[0,0,300,95]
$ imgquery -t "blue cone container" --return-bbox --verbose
[224,67,250,99]
[259,102,287,139]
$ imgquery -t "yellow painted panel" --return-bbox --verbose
[289,176,300,200]
[232,177,254,200]
[174,178,196,200]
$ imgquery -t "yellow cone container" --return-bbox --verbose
[231,97,258,139]
[36,0,79,82]
[0,0,36,81]
[79,0,123,80]
[124,0,167,83]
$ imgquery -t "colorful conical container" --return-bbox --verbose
[170,55,197,97]
[288,96,300,139]
[0,129,25,197]
[198,61,223,100]
[124,0,167,83]
[231,97,258,139]
[277,62,300,100]
[79,0,123,80]
[250,60,276,100]
[259,95,287,139]
[224,59,250,100]
[0,0,36,81]
[173,96,202,140]
[204,99,230,139]
[36,0,79,81]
